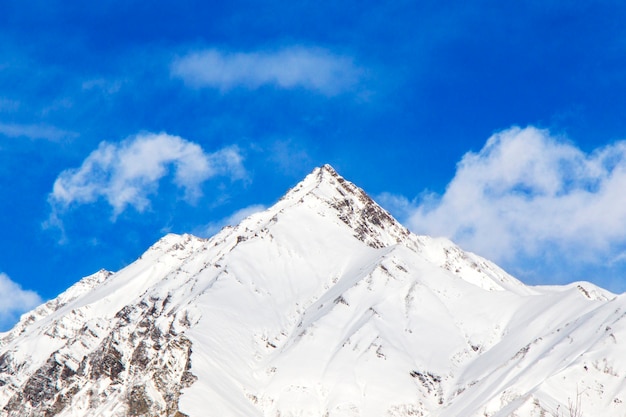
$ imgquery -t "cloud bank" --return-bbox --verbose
[49,132,245,217]
[390,126,626,284]
[171,46,361,95]
[0,272,42,330]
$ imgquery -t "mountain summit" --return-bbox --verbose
[1,165,625,417]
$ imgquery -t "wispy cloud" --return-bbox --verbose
[198,204,266,238]
[81,78,124,95]
[0,272,42,331]
[386,126,626,281]
[48,132,246,221]
[0,122,76,141]
[268,138,313,175]
[171,46,361,95]
[0,98,20,111]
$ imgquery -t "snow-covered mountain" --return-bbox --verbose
[1,165,625,417]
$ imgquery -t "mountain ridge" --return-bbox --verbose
[1,164,624,417]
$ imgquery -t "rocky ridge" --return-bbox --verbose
[0,165,624,417]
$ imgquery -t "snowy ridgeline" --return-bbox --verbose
[1,165,625,417]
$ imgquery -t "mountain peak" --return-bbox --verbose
[319,163,339,175]
[275,164,410,249]
[2,165,624,417]
[282,164,342,196]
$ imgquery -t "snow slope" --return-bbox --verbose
[0,165,624,417]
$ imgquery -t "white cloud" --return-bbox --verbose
[48,132,246,218]
[400,126,626,271]
[0,272,42,330]
[171,46,361,95]
[198,204,266,237]
[0,122,76,141]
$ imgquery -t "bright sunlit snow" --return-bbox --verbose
[1,166,624,417]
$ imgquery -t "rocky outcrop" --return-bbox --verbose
[1,298,196,417]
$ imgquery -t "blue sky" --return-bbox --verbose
[2,1,626,329]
